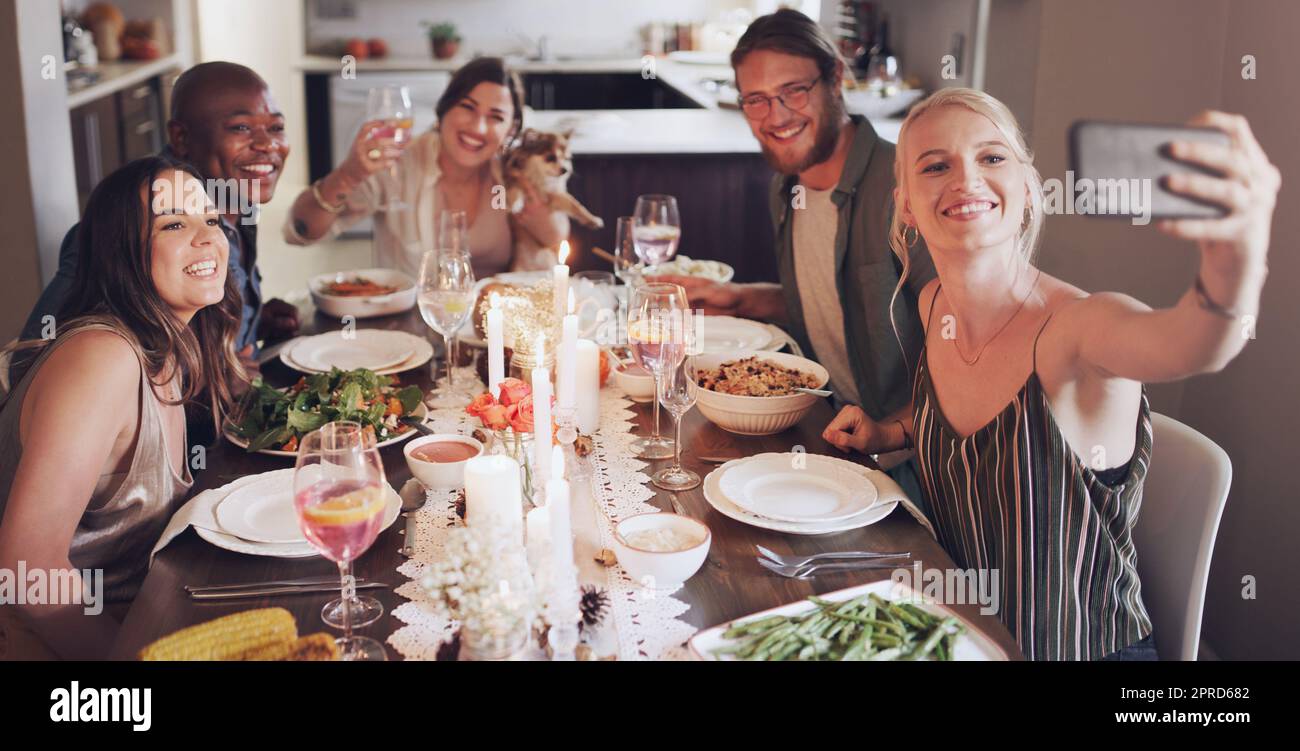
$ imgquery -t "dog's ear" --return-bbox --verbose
[559,128,575,142]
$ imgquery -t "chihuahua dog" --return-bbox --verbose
[504,129,603,270]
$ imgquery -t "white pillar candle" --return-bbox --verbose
[552,241,570,321]
[524,506,551,583]
[463,454,522,539]
[575,338,601,435]
[487,293,504,398]
[558,291,578,411]
[547,446,573,573]
[531,333,551,483]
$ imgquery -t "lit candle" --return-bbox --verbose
[487,293,504,398]
[575,338,601,434]
[558,290,578,411]
[531,333,552,483]
[463,454,523,540]
[553,241,570,321]
[548,446,573,573]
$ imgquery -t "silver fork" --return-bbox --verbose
[756,556,909,580]
[756,544,910,568]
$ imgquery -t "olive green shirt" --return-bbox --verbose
[769,115,935,421]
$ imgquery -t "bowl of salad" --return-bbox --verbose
[225,368,427,457]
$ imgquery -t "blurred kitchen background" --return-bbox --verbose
[2,0,1298,659]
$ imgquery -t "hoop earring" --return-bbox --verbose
[903,225,919,248]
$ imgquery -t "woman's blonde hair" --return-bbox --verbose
[887,88,1044,367]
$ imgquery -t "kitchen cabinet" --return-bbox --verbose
[69,75,167,210]
[522,73,701,111]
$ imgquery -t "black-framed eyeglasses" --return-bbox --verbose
[737,75,823,120]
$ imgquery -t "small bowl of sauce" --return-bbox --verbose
[403,434,484,490]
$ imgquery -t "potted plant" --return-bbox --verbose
[424,22,461,60]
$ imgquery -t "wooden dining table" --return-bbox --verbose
[109,303,1022,660]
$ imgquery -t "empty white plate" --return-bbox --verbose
[283,331,433,375]
[700,316,773,353]
[292,330,418,372]
[215,473,306,544]
[718,453,877,524]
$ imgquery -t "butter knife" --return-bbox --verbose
[189,582,388,601]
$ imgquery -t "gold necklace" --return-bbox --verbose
[951,267,1042,366]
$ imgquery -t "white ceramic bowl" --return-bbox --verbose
[403,434,484,490]
[692,350,830,436]
[309,268,417,319]
[609,358,656,402]
[612,513,711,590]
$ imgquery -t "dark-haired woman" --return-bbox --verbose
[285,57,569,277]
[0,156,245,659]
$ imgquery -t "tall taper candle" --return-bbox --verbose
[548,446,573,573]
[487,293,504,398]
[558,291,578,411]
[531,333,552,484]
[553,241,570,321]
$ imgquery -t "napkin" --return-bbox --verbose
[866,469,936,539]
[149,469,296,564]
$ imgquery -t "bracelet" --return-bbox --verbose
[1192,273,1246,320]
[893,419,911,449]
[310,179,345,214]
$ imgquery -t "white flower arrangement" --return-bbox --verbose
[419,524,538,640]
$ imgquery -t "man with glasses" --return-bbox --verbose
[658,8,934,504]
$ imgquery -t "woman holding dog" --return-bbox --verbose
[285,57,569,278]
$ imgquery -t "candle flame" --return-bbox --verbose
[552,445,565,480]
[567,288,576,314]
[558,240,570,265]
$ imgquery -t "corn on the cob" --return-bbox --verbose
[280,633,340,661]
[138,607,298,661]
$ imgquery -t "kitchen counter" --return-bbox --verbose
[297,54,902,154]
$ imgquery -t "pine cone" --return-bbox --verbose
[579,585,610,632]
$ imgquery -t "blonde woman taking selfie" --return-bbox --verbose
[822,88,1278,660]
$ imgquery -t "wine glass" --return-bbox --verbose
[418,249,476,408]
[293,421,388,661]
[652,318,700,491]
[613,216,642,287]
[632,195,681,270]
[439,209,470,256]
[628,282,688,460]
[366,85,414,211]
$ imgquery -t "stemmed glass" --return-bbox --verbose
[418,249,476,408]
[613,216,642,287]
[293,421,388,661]
[437,210,477,396]
[632,194,682,270]
[628,282,687,460]
[366,85,414,211]
[653,316,700,491]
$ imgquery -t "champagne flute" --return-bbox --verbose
[293,421,388,661]
[613,215,642,287]
[632,194,682,270]
[628,282,687,460]
[652,322,701,491]
[366,85,413,211]
[418,249,476,408]
[437,210,476,395]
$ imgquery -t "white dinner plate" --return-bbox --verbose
[196,477,402,558]
[687,578,1010,660]
[282,332,433,375]
[702,453,896,535]
[719,453,878,524]
[291,330,417,372]
[223,400,427,458]
[699,315,773,353]
[215,473,308,544]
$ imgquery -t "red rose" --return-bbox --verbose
[465,391,497,418]
[508,395,535,434]
[497,377,531,406]
[480,403,511,431]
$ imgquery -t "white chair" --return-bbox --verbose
[1132,412,1232,661]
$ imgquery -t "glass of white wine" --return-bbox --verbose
[418,249,475,408]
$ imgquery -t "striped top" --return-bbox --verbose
[911,296,1153,661]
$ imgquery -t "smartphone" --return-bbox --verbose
[1068,121,1231,219]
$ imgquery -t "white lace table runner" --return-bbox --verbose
[388,373,694,661]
